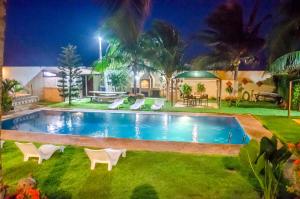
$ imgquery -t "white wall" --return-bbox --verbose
[3,66,43,86]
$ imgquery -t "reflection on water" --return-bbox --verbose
[2,110,250,144]
[192,124,198,143]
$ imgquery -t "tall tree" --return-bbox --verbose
[145,20,186,100]
[98,0,151,94]
[268,0,300,64]
[0,0,6,196]
[57,69,68,101]
[193,0,269,94]
[58,45,82,105]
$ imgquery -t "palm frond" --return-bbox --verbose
[192,53,231,70]
[269,51,300,74]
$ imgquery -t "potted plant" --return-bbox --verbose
[180,83,192,97]
[196,83,206,96]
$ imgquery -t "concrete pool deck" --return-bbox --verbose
[1,107,272,155]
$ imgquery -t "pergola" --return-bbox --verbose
[172,71,222,108]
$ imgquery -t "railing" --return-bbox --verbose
[242,133,247,144]
[12,95,39,107]
[228,130,232,143]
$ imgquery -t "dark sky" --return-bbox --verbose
[4,0,276,68]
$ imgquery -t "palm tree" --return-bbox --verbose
[0,0,6,196]
[98,0,151,94]
[145,20,186,100]
[192,0,270,94]
[268,0,300,101]
[268,0,300,64]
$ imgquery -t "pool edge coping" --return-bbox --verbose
[1,107,273,155]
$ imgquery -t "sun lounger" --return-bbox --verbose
[15,142,65,164]
[108,98,125,109]
[130,99,145,110]
[84,148,126,171]
[151,99,165,111]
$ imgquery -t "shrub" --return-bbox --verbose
[292,84,300,111]
[180,83,192,96]
[286,142,300,196]
[127,96,136,104]
[239,136,292,199]
[127,94,144,104]
[1,79,23,113]
[196,83,206,95]
[108,70,129,91]
[225,96,240,107]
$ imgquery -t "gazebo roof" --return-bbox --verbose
[174,71,219,79]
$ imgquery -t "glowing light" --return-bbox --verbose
[135,114,140,139]
[74,112,83,116]
[178,116,190,123]
[163,114,168,129]
[192,124,198,143]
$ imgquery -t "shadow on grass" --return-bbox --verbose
[41,147,75,199]
[130,184,159,199]
[222,156,241,171]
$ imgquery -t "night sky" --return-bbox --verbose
[4,0,277,68]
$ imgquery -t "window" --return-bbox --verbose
[140,79,150,89]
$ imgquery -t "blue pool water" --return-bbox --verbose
[2,110,249,144]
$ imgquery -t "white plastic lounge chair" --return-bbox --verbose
[151,99,165,111]
[15,142,65,164]
[130,99,145,110]
[84,148,126,171]
[108,98,124,109]
[0,140,4,148]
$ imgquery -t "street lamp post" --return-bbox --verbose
[98,36,102,60]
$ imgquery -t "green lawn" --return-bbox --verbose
[43,98,300,117]
[256,116,300,143]
[4,98,295,198]
[3,141,259,199]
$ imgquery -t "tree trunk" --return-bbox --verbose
[233,64,239,96]
[165,77,170,100]
[133,69,137,95]
[68,69,71,105]
[170,78,173,106]
[0,0,6,197]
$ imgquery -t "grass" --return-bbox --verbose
[256,116,300,143]
[5,98,297,198]
[3,141,259,199]
[42,98,300,117]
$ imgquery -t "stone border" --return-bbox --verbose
[1,108,272,155]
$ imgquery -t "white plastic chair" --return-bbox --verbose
[15,142,65,164]
[84,148,126,171]
[130,99,145,110]
[151,99,165,111]
[108,98,124,109]
[0,140,4,148]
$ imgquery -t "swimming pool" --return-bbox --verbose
[2,110,249,144]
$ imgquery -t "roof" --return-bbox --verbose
[174,71,220,79]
